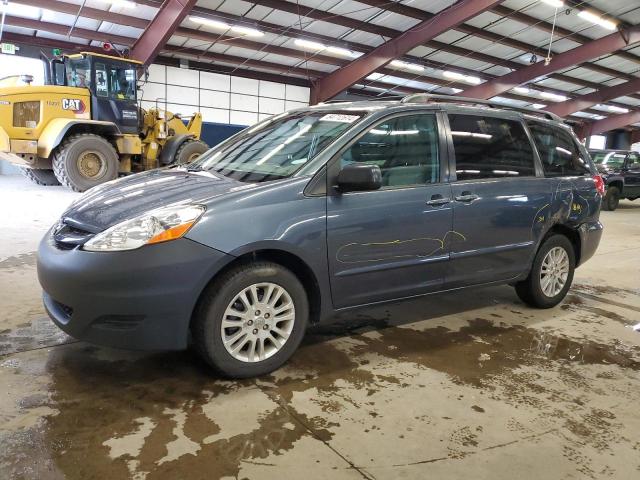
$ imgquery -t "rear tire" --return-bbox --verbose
[173,140,208,165]
[20,167,60,186]
[602,186,620,211]
[515,234,575,309]
[192,262,308,378]
[53,134,119,192]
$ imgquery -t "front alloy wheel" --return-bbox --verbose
[221,283,295,363]
[192,262,308,378]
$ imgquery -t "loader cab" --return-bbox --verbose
[52,53,141,134]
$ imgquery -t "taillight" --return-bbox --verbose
[593,175,605,196]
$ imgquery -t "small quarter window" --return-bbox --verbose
[449,114,535,180]
[528,122,590,176]
[340,114,439,187]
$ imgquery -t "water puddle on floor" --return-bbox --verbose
[1,316,639,479]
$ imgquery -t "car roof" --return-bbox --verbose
[306,95,566,127]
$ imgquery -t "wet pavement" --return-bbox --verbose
[1,176,640,479]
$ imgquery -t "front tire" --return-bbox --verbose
[53,134,119,192]
[20,167,60,186]
[602,186,620,211]
[192,262,309,378]
[515,235,575,309]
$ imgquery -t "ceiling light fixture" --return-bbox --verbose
[443,70,481,85]
[294,39,326,50]
[531,104,547,109]
[390,60,424,72]
[513,86,530,94]
[326,46,358,57]
[540,91,568,102]
[190,17,264,36]
[230,25,264,37]
[540,0,564,8]
[98,0,136,8]
[607,105,629,114]
[577,10,617,31]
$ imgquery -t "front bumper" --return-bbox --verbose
[577,220,603,266]
[38,234,234,350]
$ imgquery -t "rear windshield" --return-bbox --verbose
[590,152,626,169]
[186,110,365,182]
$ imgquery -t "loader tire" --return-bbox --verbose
[20,167,60,186]
[53,134,119,192]
[173,139,208,165]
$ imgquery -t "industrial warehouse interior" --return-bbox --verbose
[1,0,640,479]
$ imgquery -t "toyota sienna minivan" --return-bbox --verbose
[38,94,604,378]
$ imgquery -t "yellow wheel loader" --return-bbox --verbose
[0,52,208,191]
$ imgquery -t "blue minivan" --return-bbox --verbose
[38,95,604,377]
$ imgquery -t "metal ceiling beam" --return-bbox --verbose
[354,0,639,82]
[577,111,640,138]
[546,78,640,118]
[462,26,640,100]
[25,0,640,105]
[130,0,197,65]
[310,0,505,103]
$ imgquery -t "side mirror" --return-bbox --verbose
[337,163,382,192]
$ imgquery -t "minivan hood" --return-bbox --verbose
[61,168,251,232]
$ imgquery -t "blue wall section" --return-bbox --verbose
[200,122,247,148]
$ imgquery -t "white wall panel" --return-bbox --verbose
[201,71,230,91]
[145,63,310,126]
[230,76,259,95]
[140,82,165,103]
[285,85,310,102]
[201,107,230,124]
[146,64,166,84]
[230,110,258,125]
[260,80,286,99]
[200,90,230,109]
[166,66,199,88]
[167,85,199,106]
[231,93,259,113]
[259,97,285,115]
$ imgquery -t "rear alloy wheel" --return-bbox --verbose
[192,262,308,378]
[173,140,208,165]
[602,186,620,211]
[515,235,575,309]
[53,134,118,192]
[20,167,60,186]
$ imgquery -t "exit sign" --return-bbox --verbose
[1,43,16,55]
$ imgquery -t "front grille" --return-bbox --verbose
[52,298,73,319]
[53,220,95,250]
[13,101,40,128]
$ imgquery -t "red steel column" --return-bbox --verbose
[130,0,197,65]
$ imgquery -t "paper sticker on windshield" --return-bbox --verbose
[320,114,360,123]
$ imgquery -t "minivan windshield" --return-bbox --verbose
[186,110,365,182]
[590,151,626,169]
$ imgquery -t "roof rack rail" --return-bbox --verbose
[401,93,563,122]
[322,95,404,104]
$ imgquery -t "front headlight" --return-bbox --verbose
[83,205,205,252]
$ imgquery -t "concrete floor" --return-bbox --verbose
[1,174,639,480]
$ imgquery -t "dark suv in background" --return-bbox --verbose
[38,95,604,378]
[588,149,640,210]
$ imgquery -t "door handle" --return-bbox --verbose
[426,194,451,206]
[454,192,479,203]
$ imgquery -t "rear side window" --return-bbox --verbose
[340,114,439,187]
[449,114,535,180]
[527,122,590,176]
